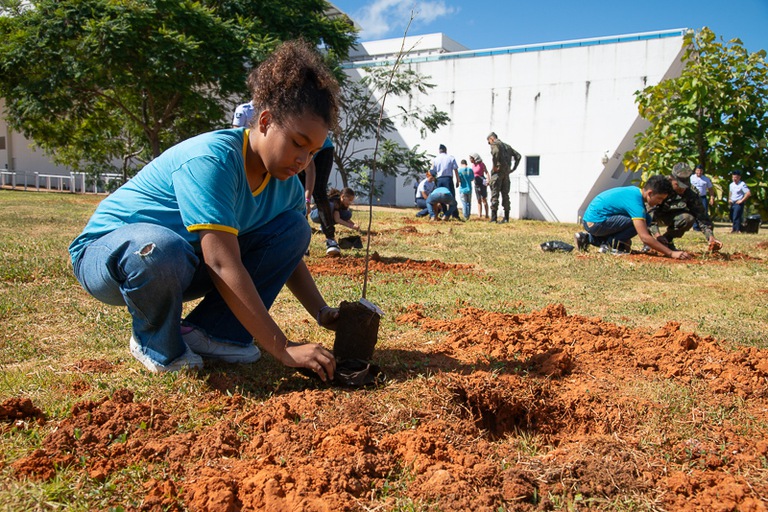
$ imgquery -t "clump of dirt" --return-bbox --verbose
[6,304,768,510]
[0,398,45,424]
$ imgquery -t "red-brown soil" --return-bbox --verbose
[578,249,763,265]
[5,298,768,511]
[307,253,476,284]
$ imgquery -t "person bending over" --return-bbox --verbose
[574,175,692,259]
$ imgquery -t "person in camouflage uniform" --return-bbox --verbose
[486,131,521,223]
[647,163,723,252]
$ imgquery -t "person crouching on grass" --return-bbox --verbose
[310,187,359,255]
[574,175,692,259]
[69,40,339,381]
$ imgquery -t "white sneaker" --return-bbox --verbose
[182,327,261,363]
[129,336,203,373]
[325,239,341,257]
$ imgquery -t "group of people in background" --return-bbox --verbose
[574,162,751,258]
[414,132,522,223]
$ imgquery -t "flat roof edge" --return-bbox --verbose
[343,28,689,69]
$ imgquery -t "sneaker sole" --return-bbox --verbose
[181,328,262,363]
[192,347,261,364]
[130,336,203,372]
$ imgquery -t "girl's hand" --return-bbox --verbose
[317,306,339,331]
[282,341,336,382]
[670,250,692,260]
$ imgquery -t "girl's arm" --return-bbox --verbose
[199,230,336,380]
[285,259,339,331]
[334,210,358,230]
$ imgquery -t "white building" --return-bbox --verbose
[343,29,687,223]
[1,28,688,222]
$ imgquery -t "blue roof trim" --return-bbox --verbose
[343,29,688,69]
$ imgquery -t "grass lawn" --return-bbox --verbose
[1,189,767,511]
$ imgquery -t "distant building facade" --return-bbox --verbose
[1,29,688,222]
[341,29,687,222]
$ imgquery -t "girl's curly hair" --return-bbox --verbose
[248,40,340,131]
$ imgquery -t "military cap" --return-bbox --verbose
[671,162,692,189]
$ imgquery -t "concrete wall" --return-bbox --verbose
[344,30,687,223]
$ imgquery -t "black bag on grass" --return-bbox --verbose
[540,240,575,253]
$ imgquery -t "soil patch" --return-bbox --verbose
[578,250,763,264]
[6,304,768,510]
[307,253,476,284]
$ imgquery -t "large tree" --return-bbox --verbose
[333,65,450,195]
[625,27,768,219]
[0,0,356,179]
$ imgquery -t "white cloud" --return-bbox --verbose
[352,0,458,39]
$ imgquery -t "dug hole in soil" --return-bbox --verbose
[3,256,768,511]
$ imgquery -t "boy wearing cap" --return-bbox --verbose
[647,163,722,251]
[728,170,751,233]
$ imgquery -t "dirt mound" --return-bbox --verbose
[307,253,476,284]
[0,397,46,432]
[6,304,768,510]
[616,250,763,264]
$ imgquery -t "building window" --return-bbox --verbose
[525,156,540,176]
[0,137,5,150]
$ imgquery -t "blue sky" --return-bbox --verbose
[331,0,768,55]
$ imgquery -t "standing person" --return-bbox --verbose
[470,153,490,219]
[647,163,722,252]
[310,187,359,234]
[574,175,692,259]
[728,170,751,233]
[458,159,474,220]
[299,136,338,256]
[690,164,714,231]
[430,144,460,219]
[69,40,340,381]
[415,170,437,217]
[486,131,521,223]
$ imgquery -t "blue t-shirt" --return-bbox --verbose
[69,128,304,264]
[582,186,648,224]
[458,166,474,194]
[427,186,457,205]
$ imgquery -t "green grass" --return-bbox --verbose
[1,190,767,509]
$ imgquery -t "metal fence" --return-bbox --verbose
[0,171,123,194]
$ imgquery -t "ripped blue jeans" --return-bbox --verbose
[72,210,310,366]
